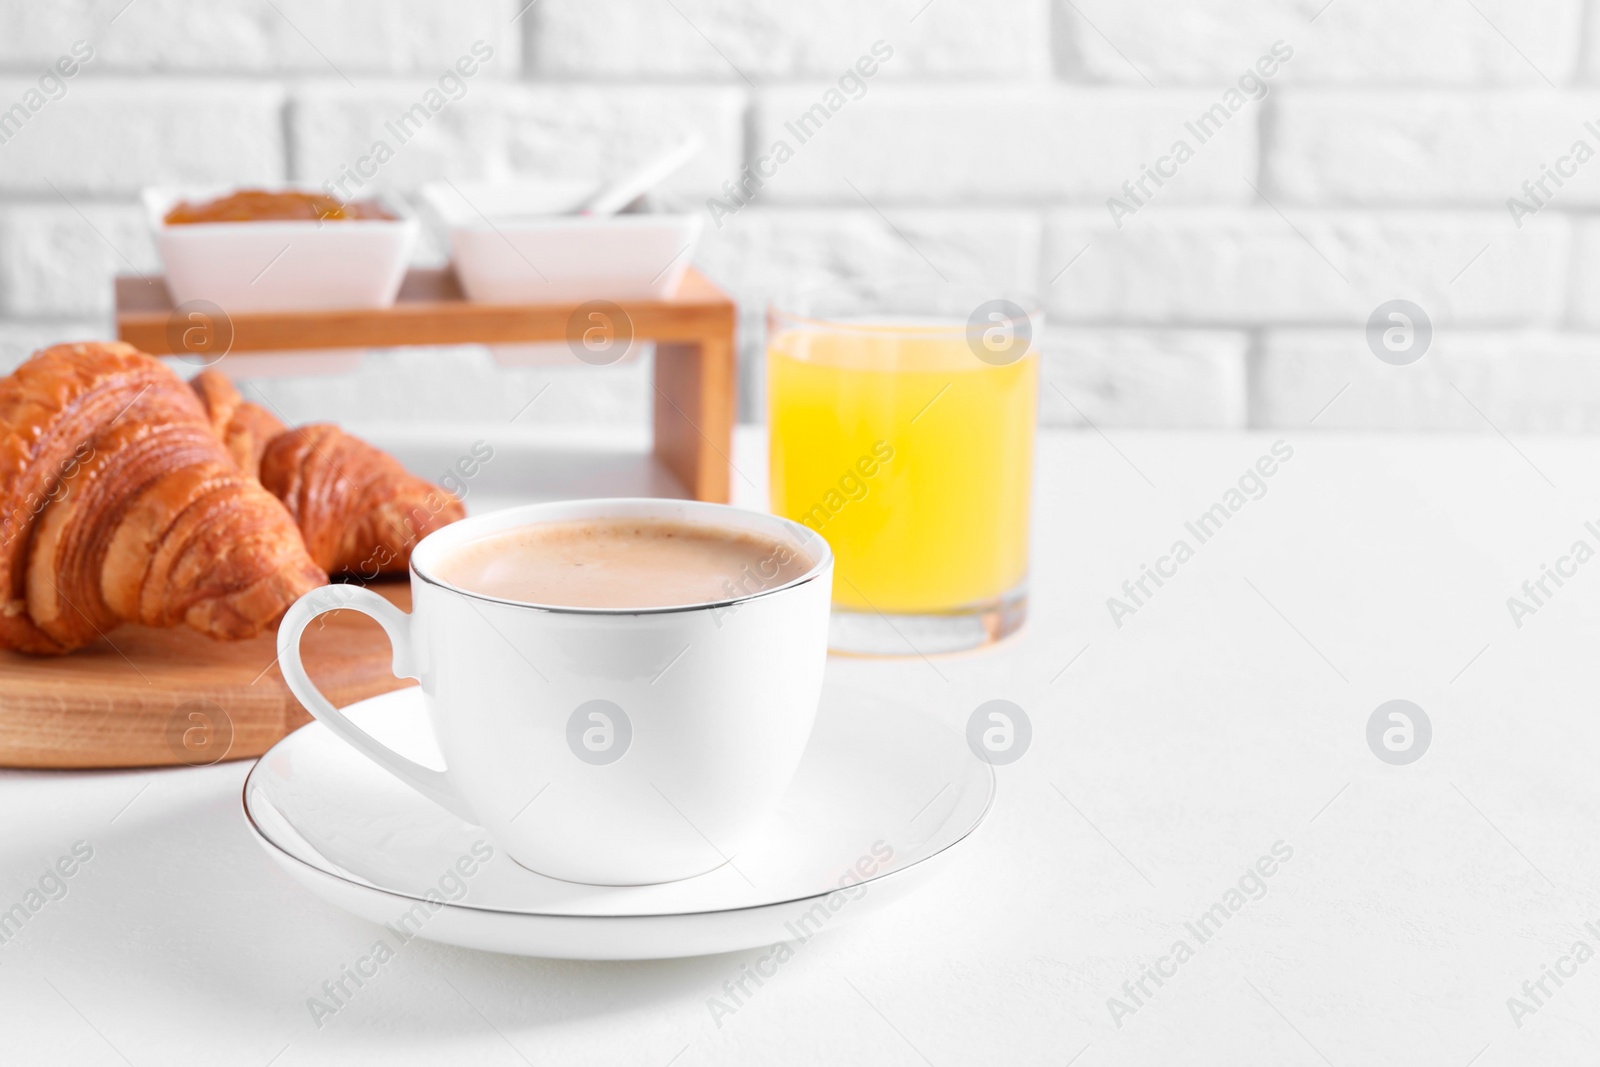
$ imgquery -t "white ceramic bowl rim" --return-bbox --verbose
[408,498,834,616]
[446,213,700,232]
[142,183,415,231]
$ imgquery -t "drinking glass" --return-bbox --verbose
[766,284,1039,653]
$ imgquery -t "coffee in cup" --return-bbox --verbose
[432,517,815,610]
[277,499,833,886]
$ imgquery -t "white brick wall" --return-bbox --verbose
[1044,329,1249,428]
[1268,91,1600,204]
[0,0,522,74]
[1061,0,1582,84]
[0,81,285,194]
[1042,209,1569,325]
[0,0,1596,430]
[1254,330,1600,430]
[0,203,155,316]
[750,87,1257,204]
[533,0,1052,80]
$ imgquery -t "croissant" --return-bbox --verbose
[190,367,284,476]
[0,342,326,655]
[189,371,465,577]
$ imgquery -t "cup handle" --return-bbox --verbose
[277,585,475,822]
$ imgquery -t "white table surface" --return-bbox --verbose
[4,426,1598,1066]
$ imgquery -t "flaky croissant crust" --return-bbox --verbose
[0,343,326,654]
[190,371,465,577]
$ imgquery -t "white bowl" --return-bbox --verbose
[420,180,703,305]
[143,185,419,314]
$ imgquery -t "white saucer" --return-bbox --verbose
[242,685,993,960]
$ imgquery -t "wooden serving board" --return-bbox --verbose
[0,581,414,769]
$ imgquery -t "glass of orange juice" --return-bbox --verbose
[766,285,1039,653]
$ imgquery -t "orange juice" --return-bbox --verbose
[767,324,1037,615]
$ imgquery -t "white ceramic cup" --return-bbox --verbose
[277,498,833,886]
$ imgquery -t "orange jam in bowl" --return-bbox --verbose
[163,189,397,225]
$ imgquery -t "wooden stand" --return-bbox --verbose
[114,268,738,503]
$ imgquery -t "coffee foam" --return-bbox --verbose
[432,517,814,610]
